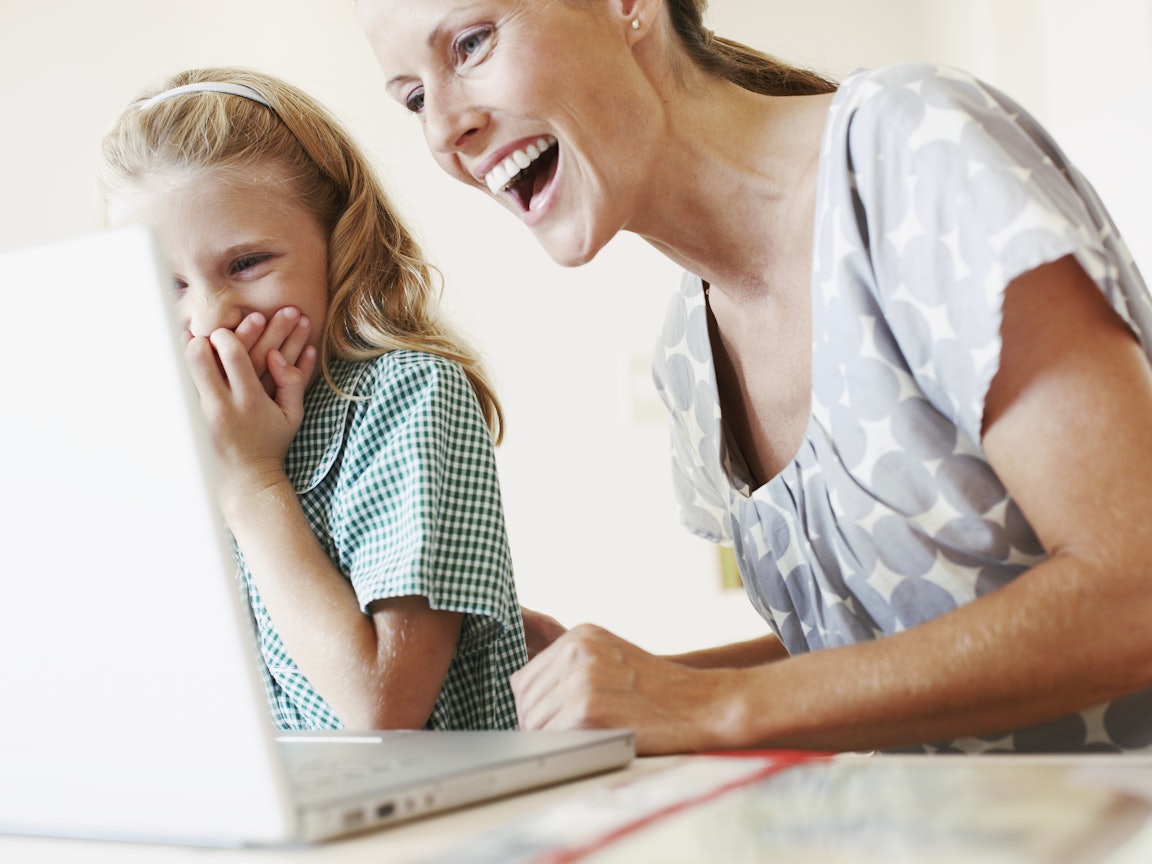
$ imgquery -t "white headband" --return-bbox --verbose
[137,81,271,111]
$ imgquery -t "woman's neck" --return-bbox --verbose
[630,78,834,303]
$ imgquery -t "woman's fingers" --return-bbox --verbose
[512,625,627,729]
[521,607,568,660]
[511,624,729,754]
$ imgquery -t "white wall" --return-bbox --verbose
[3,1,1149,653]
[924,0,1152,274]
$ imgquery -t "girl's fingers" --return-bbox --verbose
[184,335,229,399]
[247,309,312,398]
[232,312,268,356]
[277,313,312,367]
[264,346,317,432]
[250,307,305,364]
[209,328,265,400]
[202,309,311,393]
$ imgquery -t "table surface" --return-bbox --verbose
[5,753,1152,864]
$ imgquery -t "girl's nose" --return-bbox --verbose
[181,286,244,338]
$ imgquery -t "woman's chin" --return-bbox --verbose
[530,207,614,268]
[537,231,605,268]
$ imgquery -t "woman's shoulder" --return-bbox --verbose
[828,61,1043,193]
[833,63,1012,132]
[837,62,988,98]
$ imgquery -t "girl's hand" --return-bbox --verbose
[184,325,317,512]
[231,307,314,398]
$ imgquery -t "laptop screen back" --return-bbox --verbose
[0,228,294,844]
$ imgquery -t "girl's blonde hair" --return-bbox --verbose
[97,67,504,443]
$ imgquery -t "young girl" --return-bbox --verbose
[97,68,528,731]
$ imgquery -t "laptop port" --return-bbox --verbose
[342,809,365,830]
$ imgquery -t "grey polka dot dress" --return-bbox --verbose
[652,64,1152,752]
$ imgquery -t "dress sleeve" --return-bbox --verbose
[842,63,1140,447]
[329,354,518,651]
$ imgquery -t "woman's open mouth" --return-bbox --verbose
[483,135,558,212]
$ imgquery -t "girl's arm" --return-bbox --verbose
[223,475,462,730]
[186,323,461,730]
[511,255,1152,753]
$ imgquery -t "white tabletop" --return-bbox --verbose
[5,754,1152,864]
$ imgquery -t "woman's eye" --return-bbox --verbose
[404,87,425,114]
[455,27,492,64]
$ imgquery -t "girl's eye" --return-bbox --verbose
[404,87,426,114]
[232,254,269,274]
[173,277,188,295]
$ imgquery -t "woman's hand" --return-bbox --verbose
[510,624,738,754]
[521,607,568,660]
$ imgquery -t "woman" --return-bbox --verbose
[359,0,1152,754]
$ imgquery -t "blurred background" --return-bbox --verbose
[3,0,1150,653]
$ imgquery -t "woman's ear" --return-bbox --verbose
[614,0,661,40]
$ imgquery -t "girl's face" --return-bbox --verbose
[359,0,661,267]
[108,162,330,367]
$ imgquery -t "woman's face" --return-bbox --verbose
[359,0,660,267]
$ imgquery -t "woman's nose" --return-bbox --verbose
[424,87,486,156]
[181,286,244,338]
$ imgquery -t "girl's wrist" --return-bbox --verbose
[217,461,292,522]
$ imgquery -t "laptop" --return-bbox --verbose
[0,227,633,847]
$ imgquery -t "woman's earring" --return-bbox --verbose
[631,17,640,30]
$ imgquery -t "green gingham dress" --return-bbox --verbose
[237,350,527,730]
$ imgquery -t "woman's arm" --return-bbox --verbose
[664,635,789,669]
[187,324,461,730]
[512,255,1152,753]
[522,607,786,667]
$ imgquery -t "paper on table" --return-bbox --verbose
[585,755,1152,864]
[415,752,818,864]
[418,754,1152,864]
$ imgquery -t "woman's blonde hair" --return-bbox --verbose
[97,67,504,443]
[662,0,837,95]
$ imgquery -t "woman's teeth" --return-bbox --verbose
[485,135,557,194]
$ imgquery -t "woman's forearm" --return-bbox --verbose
[666,634,789,670]
[711,553,1152,752]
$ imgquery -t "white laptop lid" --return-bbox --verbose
[0,227,297,844]
[0,228,633,847]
